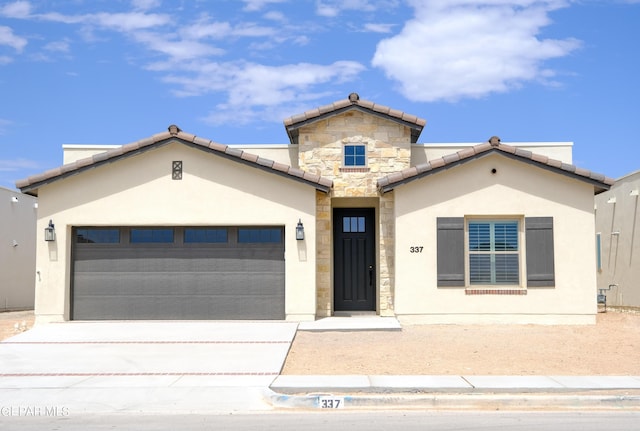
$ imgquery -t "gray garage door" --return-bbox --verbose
[71,226,285,320]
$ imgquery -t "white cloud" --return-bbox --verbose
[242,0,288,12]
[0,26,27,52]
[372,0,579,102]
[0,55,12,64]
[315,0,388,17]
[0,1,32,18]
[0,158,41,172]
[363,23,395,33]
[131,0,161,10]
[44,39,70,53]
[135,31,225,61]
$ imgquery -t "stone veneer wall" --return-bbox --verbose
[298,111,411,316]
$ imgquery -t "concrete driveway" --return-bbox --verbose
[0,321,297,389]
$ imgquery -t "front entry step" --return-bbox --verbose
[297,316,401,331]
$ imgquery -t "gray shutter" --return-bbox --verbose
[437,217,465,287]
[525,217,555,287]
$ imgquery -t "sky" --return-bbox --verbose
[1,0,639,191]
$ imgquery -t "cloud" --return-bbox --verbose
[0,118,11,134]
[372,0,580,102]
[44,39,70,53]
[0,25,27,52]
[0,1,32,18]
[0,55,12,65]
[242,0,288,12]
[363,23,395,33]
[131,0,161,10]
[0,158,40,172]
[315,0,387,17]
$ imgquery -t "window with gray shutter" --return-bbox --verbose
[437,217,465,287]
[525,217,555,287]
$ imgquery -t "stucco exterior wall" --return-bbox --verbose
[0,187,36,311]
[595,170,640,307]
[394,154,598,324]
[34,142,317,323]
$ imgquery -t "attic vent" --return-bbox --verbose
[348,93,360,103]
[168,125,181,135]
[489,136,501,146]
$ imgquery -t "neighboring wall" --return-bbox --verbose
[0,187,36,311]
[595,170,640,308]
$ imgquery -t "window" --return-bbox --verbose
[238,228,282,243]
[343,144,366,167]
[437,217,554,289]
[468,220,519,285]
[76,228,120,243]
[343,216,366,233]
[130,228,174,243]
[184,228,228,243]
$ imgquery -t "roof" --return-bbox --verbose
[283,92,427,145]
[16,125,333,196]
[377,136,615,194]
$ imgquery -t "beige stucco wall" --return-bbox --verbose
[34,142,317,323]
[394,153,598,324]
[411,142,573,166]
[0,187,36,311]
[595,170,640,308]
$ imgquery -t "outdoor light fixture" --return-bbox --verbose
[11,196,18,203]
[607,197,617,204]
[631,189,639,197]
[296,219,305,240]
[44,220,56,242]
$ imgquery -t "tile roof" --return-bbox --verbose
[283,92,427,145]
[16,125,333,195]
[377,136,615,194]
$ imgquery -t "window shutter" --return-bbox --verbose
[525,217,555,287]
[437,217,465,287]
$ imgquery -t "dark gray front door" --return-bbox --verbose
[333,208,376,311]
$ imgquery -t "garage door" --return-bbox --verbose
[71,226,285,320]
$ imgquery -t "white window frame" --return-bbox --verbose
[466,217,523,287]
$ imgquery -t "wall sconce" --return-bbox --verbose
[44,220,56,242]
[296,219,305,241]
[11,196,18,203]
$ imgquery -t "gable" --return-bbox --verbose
[17,125,332,196]
[378,138,613,195]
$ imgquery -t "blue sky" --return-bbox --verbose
[1,0,639,190]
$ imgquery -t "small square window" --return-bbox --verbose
[344,144,366,167]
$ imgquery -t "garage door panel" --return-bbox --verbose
[72,227,285,320]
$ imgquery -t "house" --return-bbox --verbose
[594,169,640,308]
[16,93,613,324]
[0,186,36,311]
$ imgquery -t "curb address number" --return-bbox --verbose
[409,246,424,253]
[319,396,344,409]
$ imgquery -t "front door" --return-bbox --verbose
[333,208,376,311]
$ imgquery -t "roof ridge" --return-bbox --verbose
[16,125,333,193]
[377,137,614,193]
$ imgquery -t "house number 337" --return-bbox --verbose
[409,246,424,253]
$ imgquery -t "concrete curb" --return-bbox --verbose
[268,391,640,411]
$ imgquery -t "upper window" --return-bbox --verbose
[238,228,282,243]
[76,228,120,244]
[130,228,174,243]
[468,220,519,285]
[343,144,366,167]
[184,228,228,243]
